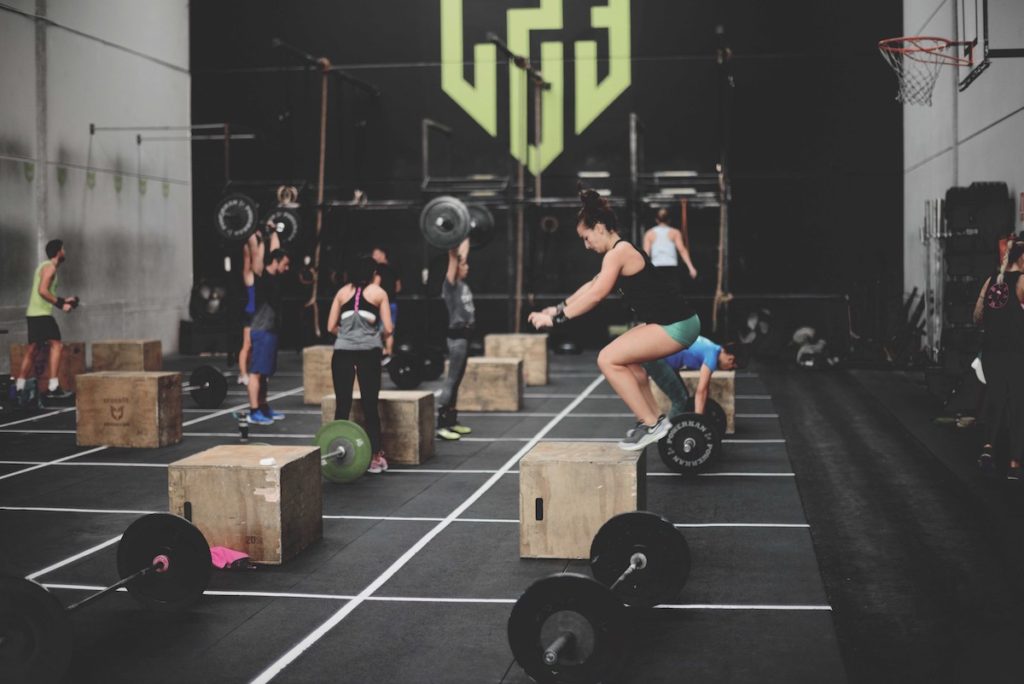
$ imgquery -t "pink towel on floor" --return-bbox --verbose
[210,546,252,569]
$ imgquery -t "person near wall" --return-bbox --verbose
[246,248,290,426]
[529,187,702,451]
[327,255,393,474]
[436,238,475,441]
[643,208,698,289]
[973,238,1024,480]
[16,239,78,403]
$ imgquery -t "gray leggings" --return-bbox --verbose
[438,337,468,414]
[643,359,690,417]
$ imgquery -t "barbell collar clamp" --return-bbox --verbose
[609,552,648,592]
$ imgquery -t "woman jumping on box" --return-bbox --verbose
[327,255,394,474]
[528,186,701,451]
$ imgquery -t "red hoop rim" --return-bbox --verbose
[878,35,973,66]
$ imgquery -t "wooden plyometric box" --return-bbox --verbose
[484,333,549,386]
[91,339,162,372]
[455,357,523,412]
[76,371,181,448]
[321,390,434,465]
[519,442,646,559]
[304,345,357,405]
[168,445,322,565]
[9,341,86,392]
[650,369,735,434]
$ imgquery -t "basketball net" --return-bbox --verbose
[878,36,973,106]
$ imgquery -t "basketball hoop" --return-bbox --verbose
[878,36,974,105]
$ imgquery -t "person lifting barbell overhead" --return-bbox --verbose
[245,247,290,426]
[436,237,476,441]
[15,239,79,404]
[238,228,281,387]
[529,186,702,452]
[327,255,393,474]
[973,238,1024,481]
[642,336,743,421]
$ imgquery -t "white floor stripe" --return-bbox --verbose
[736,395,772,399]
[723,439,786,444]
[40,584,828,611]
[1,506,159,515]
[27,535,122,580]
[250,374,607,684]
[0,460,168,468]
[0,406,76,428]
[1,507,807,529]
[0,429,75,434]
[0,446,109,482]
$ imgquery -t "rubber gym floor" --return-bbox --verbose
[3,352,1023,683]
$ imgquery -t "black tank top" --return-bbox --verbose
[982,270,1024,354]
[340,286,380,318]
[612,239,695,324]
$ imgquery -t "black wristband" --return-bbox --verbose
[553,311,569,326]
[55,297,66,308]
[555,301,566,315]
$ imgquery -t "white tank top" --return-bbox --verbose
[649,226,678,267]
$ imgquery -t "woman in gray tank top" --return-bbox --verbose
[327,256,394,474]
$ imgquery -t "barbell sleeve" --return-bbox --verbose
[542,631,575,666]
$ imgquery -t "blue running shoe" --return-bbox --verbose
[246,409,273,425]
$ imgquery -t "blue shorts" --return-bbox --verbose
[390,303,398,326]
[249,330,279,376]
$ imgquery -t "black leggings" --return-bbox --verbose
[331,348,383,454]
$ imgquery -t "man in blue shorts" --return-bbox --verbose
[247,248,290,425]
[643,336,741,419]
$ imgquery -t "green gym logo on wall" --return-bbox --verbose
[441,0,631,175]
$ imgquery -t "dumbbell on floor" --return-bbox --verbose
[0,514,211,684]
[508,511,691,683]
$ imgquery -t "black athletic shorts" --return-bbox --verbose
[26,315,61,344]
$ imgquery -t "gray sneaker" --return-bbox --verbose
[624,420,645,439]
[617,415,670,451]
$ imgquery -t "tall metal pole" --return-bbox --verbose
[305,57,331,337]
[712,25,735,335]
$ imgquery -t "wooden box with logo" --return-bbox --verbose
[9,341,86,392]
[75,371,182,448]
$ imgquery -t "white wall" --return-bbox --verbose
[903,0,1024,293]
[0,0,192,371]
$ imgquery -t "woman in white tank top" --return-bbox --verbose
[642,208,698,280]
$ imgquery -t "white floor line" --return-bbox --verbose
[675,523,809,528]
[736,395,772,399]
[182,408,323,415]
[0,460,168,468]
[39,583,828,611]
[183,432,318,439]
[27,535,122,580]
[1,505,159,515]
[3,506,809,530]
[249,374,607,684]
[0,387,302,483]
[723,439,786,444]
[0,428,75,434]
[0,406,76,428]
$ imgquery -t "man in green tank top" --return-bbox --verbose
[16,239,78,402]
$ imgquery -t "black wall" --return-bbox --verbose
[190,0,902,348]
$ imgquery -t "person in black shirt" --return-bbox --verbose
[371,245,401,361]
[528,187,701,452]
[247,248,291,425]
[973,238,1024,479]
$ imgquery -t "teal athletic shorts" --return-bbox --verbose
[660,314,701,348]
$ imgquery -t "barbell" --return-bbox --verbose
[508,511,691,683]
[419,195,495,250]
[180,365,231,409]
[315,419,374,483]
[386,347,445,390]
[657,400,726,476]
[214,193,301,243]
[0,513,211,684]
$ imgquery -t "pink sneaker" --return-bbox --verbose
[368,453,388,474]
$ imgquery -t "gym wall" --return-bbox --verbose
[902,0,1024,293]
[192,0,901,345]
[0,0,192,371]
